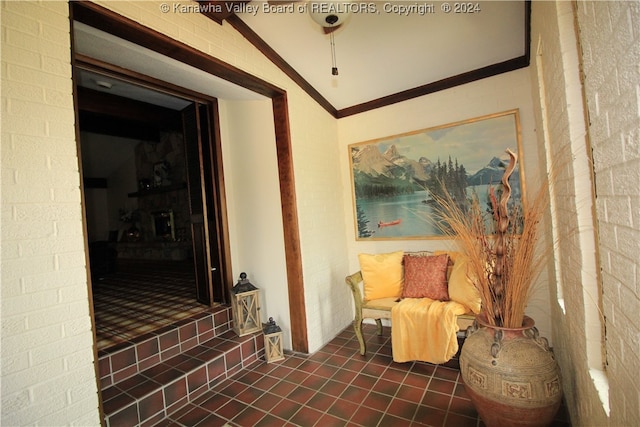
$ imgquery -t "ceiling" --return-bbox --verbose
[73,21,267,108]
[72,1,529,118]
[230,0,528,113]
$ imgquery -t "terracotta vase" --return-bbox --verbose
[460,314,562,427]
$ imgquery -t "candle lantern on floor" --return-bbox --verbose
[263,317,284,363]
[231,272,261,337]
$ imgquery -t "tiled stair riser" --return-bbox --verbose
[98,306,233,389]
[103,332,265,427]
[99,304,267,427]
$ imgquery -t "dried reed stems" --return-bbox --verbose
[432,149,551,328]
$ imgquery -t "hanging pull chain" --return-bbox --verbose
[330,31,338,75]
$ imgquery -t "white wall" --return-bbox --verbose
[583,0,640,416]
[219,99,292,347]
[1,1,101,425]
[529,2,605,425]
[579,0,640,419]
[534,1,640,425]
[337,68,554,342]
[286,92,352,353]
[219,96,353,353]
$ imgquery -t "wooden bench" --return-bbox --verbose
[345,257,478,357]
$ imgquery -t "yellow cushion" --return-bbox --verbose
[435,250,459,263]
[363,297,400,310]
[448,255,482,314]
[358,251,404,301]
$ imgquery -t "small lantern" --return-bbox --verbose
[231,272,261,337]
[263,317,284,363]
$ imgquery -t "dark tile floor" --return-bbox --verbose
[154,324,571,427]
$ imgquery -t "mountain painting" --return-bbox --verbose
[349,110,525,240]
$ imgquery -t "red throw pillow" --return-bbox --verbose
[402,254,450,300]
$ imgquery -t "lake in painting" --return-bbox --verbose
[356,185,497,239]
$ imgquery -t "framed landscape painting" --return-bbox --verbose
[349,109,525,240]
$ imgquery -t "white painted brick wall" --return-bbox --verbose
[531,1,640,426]
[530,2,609,425]
[577,1,640,426]
[6,2,636,425]
[1,1,100,425]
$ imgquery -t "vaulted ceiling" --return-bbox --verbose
[204,0,530,117]
[73,1,530,119]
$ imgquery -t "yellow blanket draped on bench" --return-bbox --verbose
[391,298,468,364]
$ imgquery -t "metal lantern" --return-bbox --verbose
[263,317,284,363]
[231,272,261,337]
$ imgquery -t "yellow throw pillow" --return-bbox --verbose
[358,251,404,301]
[435,250,459,263]
[448,255,482,314]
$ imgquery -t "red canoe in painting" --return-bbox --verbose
[378,219,402,228]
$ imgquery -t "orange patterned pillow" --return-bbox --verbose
[402,254,450,300]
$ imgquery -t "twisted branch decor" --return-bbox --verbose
[432,148,551,328]
[491,148,517,324]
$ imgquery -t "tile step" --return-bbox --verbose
[102,330,264,427]
[98,305,234,390]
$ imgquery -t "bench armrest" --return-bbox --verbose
[345,271,365,312]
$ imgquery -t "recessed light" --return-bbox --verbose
[95,80,113,89]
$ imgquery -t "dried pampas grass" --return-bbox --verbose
[432,149,551,328]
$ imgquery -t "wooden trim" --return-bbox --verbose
[71,2,284,99]
[524,0,532,67]
[198,1,251,24]
[273,94,308,353]
[208,100,234,306]
[226,15,338,117]
[336,56,530,118]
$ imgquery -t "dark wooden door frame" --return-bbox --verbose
[182,103,216,306]
[71,1,309,353]
[74,55,230,306]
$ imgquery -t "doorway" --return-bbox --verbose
[76,66,229,350]
[71,1,308,353]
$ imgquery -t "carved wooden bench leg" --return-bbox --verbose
[353,319,366,355]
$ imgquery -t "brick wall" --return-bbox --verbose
[1,2,101,425]
[577,1,640,425]
[531,1,640,425]
[6,1,636,424]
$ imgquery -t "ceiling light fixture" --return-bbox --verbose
[95,80,113,90]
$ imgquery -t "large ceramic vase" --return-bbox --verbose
[459,314,562,427]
